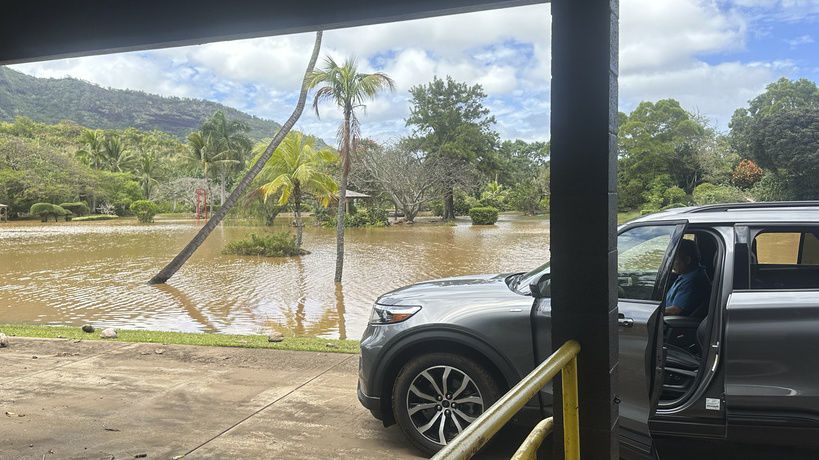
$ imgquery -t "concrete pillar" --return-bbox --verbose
[550,0,619,458]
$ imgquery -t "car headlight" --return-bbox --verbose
[369,304,421,325]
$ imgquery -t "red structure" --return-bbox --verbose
[195,188,208,221]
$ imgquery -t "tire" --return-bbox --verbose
[391,352,502,456]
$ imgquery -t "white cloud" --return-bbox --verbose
[785,34,815,47]
[620,60,790,127]
[7,1,817,142]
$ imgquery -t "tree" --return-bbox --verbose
[76,129,106,170]
[730,77,819,155]
[134,150,162,199]
[406,76,498,219]
[200,111,252,206]
[356,139,444,223]
[730,78,819,200]
[747,107,819,199]
[149,31,324,285]
[618,99,710,209]
[307,56,395,283]
[257,132,338,248]
[100,134,134,172]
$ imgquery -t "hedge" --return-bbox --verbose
[29,203,69,222]
[59,202,90,216]
[469,206,499,225]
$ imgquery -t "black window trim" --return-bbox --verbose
[616,220,688,303]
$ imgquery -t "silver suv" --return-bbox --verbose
[357,202,819,458]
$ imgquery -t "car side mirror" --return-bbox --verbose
[530,274,551,298]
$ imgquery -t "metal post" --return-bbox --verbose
[562,356,580,460]
[550,0,620,458]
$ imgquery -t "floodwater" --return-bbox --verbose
[0,215,550,339]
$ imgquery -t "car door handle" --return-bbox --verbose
[618,314,634,328]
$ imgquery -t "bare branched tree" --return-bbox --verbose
[357,139,445,223]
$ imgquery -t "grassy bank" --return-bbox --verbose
[0,324,359,354]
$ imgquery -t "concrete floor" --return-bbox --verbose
[0,338,529,460]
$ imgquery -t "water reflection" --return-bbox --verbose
[151,283,217,333]
[0,215,550,338]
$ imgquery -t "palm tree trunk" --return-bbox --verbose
[334,111,351,283]
[148,31,323,285]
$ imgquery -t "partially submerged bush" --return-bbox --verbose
[59,202,90,216]
[324,207,390,228]
[129,200,159,223]
[469,206,499,225]
[72,214,118,222]
[29,203,69,222]
[223,232,306,257]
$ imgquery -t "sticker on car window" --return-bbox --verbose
[705,398,721,411]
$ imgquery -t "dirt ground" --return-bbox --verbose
[0,338,529,460]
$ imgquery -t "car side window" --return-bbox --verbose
[751,227,819,290]
[618,226,676,300]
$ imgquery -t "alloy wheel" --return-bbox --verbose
[405,365,485,445]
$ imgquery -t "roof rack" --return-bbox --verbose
[687,201,819,213]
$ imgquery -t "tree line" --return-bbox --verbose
[1,75,817,226]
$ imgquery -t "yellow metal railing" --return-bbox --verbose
[431,340,580,460]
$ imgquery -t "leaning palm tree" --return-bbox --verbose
[148,31,324,285]
[257,132,338,248]
[307,57,395,282]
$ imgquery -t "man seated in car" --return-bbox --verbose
[664,239,711,316]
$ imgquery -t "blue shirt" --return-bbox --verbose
[665,266,710,316]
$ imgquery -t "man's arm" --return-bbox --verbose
[664,305,683,315]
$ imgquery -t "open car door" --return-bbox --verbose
[616,222,686,458]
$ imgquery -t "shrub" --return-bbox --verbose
[731,159,764,190]
[72,214,118,222]
[750,172,793,202]
[469,206,499,225]
[129,200,159,223]
[692,183,747,205]
[29,203,68,222]
[223,232,306,257]
[324,207,390,228]
[664,187,688,205]
[59,202,90,216]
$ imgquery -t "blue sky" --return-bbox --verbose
[10,0,819,143]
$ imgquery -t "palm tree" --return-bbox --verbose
[101,135,135,172]
[201,111,252,206]
[76,129,106,212]
[135,150,161,198]
[149,31,324,285]
[258,132,338,248]
[307,57,395,282]
[186,131,218,194]
[76,129,106,169]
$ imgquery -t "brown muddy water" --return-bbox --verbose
[0,214,549,339]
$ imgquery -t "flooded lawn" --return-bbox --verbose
[0,214,549,339]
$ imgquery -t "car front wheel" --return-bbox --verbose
[392,352,501,455]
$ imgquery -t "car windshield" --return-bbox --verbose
[511,261,550,295]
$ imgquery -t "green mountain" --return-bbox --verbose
[0,66,282,140]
